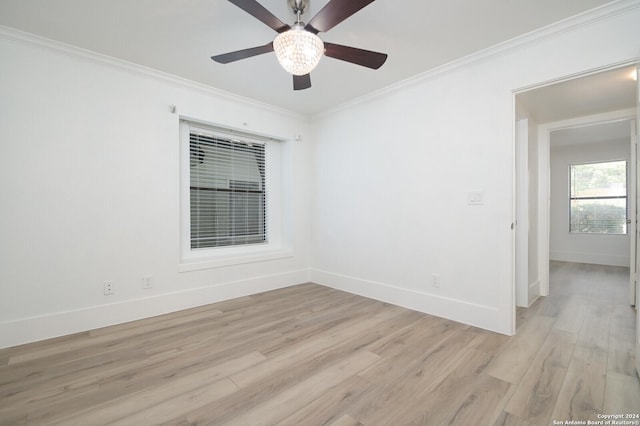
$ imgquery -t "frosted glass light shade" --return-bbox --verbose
[273,27,324,76]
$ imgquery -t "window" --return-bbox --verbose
[569,160,627,234]
[189,132,266,248]
[180,120,292,271]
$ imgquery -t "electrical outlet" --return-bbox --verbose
[432,273,441,288]
[103,281,114,295]
[142,275,153,289]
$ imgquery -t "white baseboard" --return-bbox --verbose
[310,269,510,335]
[0,269,310,349]
[527,279,541,307]
[550,250,629,267]
[1,267,513,349]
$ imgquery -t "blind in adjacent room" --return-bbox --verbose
[569,160,627,235]
[189,129,266,248]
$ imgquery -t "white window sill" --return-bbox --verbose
[179,247,293,272]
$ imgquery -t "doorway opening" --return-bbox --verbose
[514,64,638,332]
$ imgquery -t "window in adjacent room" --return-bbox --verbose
[569,160,627,234]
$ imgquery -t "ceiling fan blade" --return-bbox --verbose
[305,0,376,34]
[324,42,387,69]
[228,0,290,33]
[293,74,311,90]
[211,42,274,64]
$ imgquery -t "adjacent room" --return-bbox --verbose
[1,0,639,424]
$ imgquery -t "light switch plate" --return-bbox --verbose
[468,191,484,205]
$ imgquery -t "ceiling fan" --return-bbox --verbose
[212,0,388,90]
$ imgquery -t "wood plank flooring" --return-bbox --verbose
[0,261,638,425]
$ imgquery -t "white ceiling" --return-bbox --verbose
[517,65,637,147]
[551,120,632,147]
[0,0,622,114]
[517,66,638,124]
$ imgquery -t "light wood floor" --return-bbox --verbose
[1,261,638,425]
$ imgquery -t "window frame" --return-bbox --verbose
[568,159,628,235]
[179,119,292,271]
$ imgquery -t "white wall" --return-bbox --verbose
[0,33,313,348]
[528,116,540,301]
[310,4,640,335]
[550,138,630,266]
[514,104,541,308]
[0,3,638,347]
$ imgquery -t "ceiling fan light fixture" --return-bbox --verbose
[273,25,324,76]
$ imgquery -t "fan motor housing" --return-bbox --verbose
[287,0,308,15]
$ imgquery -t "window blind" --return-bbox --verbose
[189,130,266,248]
[569,160,627,234]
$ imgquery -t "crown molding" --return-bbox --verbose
[313,0,640,120]
[0,25,308,122]
[1,0,638,122]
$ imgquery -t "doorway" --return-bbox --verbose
[514,64,638,324]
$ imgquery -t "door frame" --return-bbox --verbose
[515,118,530,307]
[635,65,640,378]
[536,110,637,295]
[630,118,638,306]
